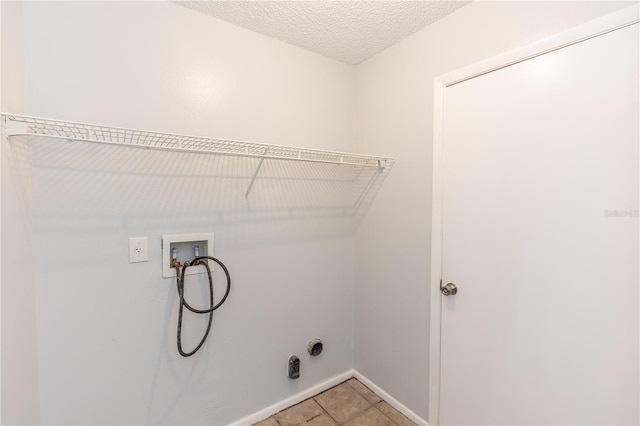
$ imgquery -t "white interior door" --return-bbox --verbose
[439,23,639,425]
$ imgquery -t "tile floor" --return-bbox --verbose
[254,378,416,426]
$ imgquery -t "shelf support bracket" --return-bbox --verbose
[5,116,27,137]
[245,149,268,199]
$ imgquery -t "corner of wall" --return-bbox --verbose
[1,1,40,425]
[1,0,30,114]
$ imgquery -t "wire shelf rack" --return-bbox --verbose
[3,114,392,168]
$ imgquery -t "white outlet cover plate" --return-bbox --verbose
[162,232,215,279]
[129,237,148,263]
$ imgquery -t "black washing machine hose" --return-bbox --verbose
[175,256,231,357]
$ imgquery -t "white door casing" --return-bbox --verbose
[430,5,639,425]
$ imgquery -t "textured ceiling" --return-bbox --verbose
[175,1,471,64]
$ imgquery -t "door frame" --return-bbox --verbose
[428,5,639,425]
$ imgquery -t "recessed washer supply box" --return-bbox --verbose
[162,232,215,279]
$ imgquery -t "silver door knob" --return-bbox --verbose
[441,283,458,296]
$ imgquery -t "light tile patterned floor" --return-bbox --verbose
[254,379,416,426]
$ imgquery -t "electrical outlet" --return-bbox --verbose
[288,355,300,379]
[129,237,148,263]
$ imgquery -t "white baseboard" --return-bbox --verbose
[230,369,355,426]
[352,370,429,426]
[230,369,429,426]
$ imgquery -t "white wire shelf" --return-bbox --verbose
[3,114,392,168]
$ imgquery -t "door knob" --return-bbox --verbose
[441,282,458,296]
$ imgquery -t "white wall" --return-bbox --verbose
[17,1,356,424]
[353,0,636,420]
[0,1,41,424]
